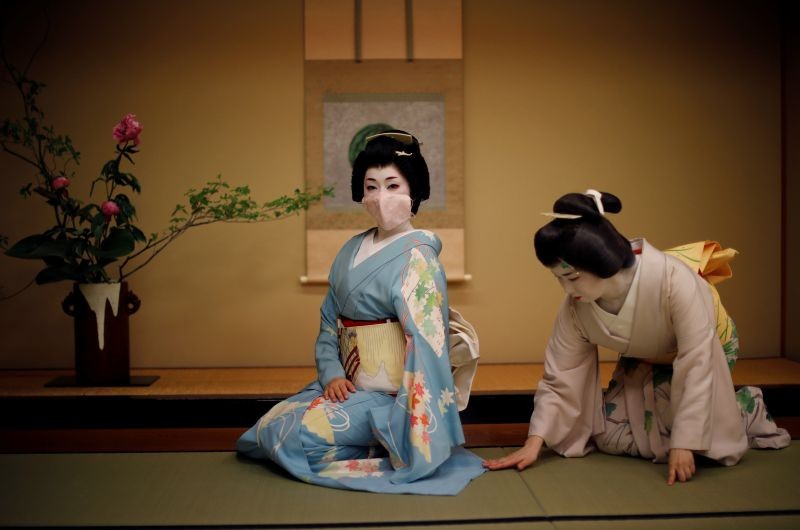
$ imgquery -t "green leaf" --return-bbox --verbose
[91,213,106,239]
[35,265,73,284]
[101,159,118,178]
[130,226,147,242]
[92,228,135,258]
[5,234,70,259]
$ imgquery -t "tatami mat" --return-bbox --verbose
[0,445,798,528]
[0,448,541,528]
[516,443,800,517]
[553,515,800,530]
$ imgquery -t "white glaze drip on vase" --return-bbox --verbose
[78,283,121,350]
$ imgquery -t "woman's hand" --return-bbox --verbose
[324,377,356,402]
[482,435,544,471]
[667,448,696,485]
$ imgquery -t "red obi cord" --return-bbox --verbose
[340,317,399,327]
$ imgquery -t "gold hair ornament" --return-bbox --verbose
[365,132,416,145]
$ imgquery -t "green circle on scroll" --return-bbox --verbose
[348,122,393,167]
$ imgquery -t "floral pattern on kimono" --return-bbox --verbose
[236,229,484,495]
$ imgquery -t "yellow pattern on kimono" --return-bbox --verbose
[300,397,335,444]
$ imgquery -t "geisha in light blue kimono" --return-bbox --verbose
[237,130,485,494]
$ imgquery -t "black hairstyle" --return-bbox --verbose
[351,129,430,214]
[533,191,635,278]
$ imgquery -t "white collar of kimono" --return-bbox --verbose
[590,254,642,339]
[352,228,417,268]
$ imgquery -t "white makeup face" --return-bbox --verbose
[550,262,606,303]
[363,165,411,197]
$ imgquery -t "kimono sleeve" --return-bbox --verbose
[529,297,604,457]
[666,260,719,451]
[314,287,345,387]
[370,242,464,484]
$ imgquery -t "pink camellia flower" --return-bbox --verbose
[101,200,121,218]
[52,176,71,190]
[112,113,143,146]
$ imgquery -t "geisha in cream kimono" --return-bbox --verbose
[237,228,484,494]
[530,238,789,465]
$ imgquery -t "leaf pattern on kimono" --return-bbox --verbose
[722,320,739,372]
[318,458,386,479]
[438,388,455,415]
[401,247,445,357]
[404,370,433,463]
[414,283,427,301]
[644,410,653,433]
[736,387,756,414]
[605,402,617,418]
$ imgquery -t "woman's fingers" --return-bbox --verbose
[324,378,354,402]
[667,463,694,485]
[483,450,536,471]
[482,456,517,470]
[667,448,695,485]
[334,382,348,401]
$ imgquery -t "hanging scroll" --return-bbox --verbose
[302,0,466,283]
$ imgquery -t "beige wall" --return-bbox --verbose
[0,0,783,369]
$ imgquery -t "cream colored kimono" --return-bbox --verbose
[529,238,788,465]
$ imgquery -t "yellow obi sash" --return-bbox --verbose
[337,307,481,410]
[664,241,738,367]
[338,318,406,393]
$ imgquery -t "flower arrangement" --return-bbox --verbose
[0,63,330,288]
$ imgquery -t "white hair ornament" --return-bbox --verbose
[584,189,605,216]
[540,212,582,220]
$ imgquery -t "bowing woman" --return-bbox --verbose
[484,190,789,484]
[237,131,485,494]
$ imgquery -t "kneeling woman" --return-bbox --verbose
[238,131,485,494]
[484,190,789,484]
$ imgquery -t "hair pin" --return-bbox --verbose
[584,189,605,216]
[395,150,413,157]
[541,212,582,220]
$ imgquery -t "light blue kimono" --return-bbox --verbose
[237,229,485,494]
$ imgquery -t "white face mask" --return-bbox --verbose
[362,192,413,231]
